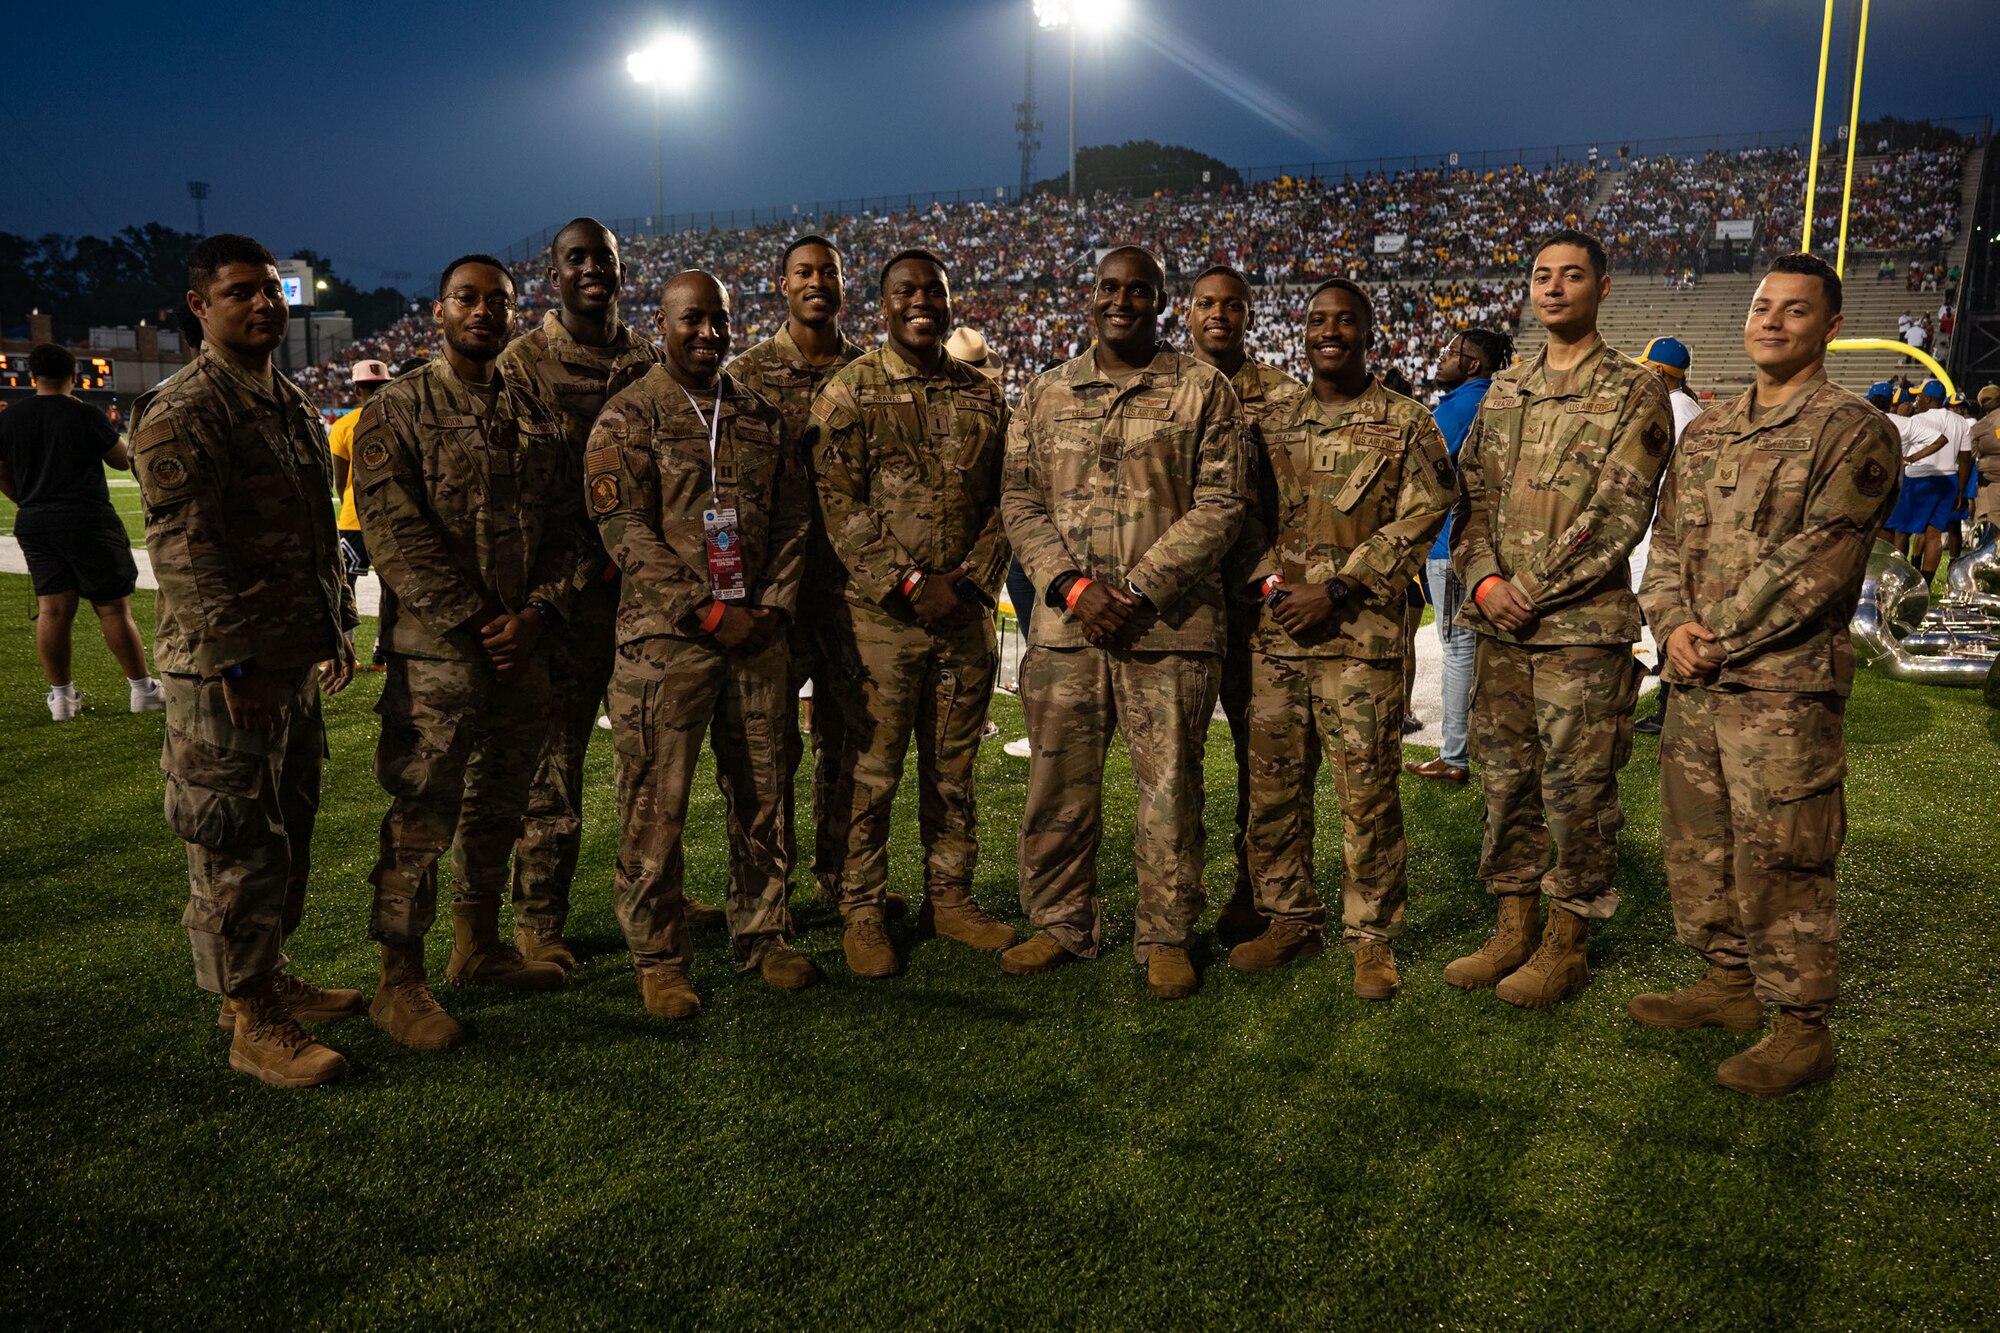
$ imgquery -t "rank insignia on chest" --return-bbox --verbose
[926,400,954,438]
[589,474,621,514]
[360,440,390,470]
[1714,460,1740,489]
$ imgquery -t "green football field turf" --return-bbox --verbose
[2,575,1995,1328]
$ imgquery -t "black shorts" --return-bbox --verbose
[16,514,139,602]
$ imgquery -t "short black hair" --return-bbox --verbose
[1098,245,1165,288]
[188,232,277,298]
[1191,264,1251,291]
[27,343,76,383]
[879,247,948,293]
[783,234,841,270]
[1532,228,1608,278]
[549,217,614,259]
[1765,251,1843,315]
[1307,277,1373,323]
[1458,326,1514,374]
[437,253,514,298]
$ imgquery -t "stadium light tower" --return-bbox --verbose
[1035,0,1127,199]
[628,32,702,234]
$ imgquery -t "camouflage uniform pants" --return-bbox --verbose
[1661,685,1845,1017]
[819,602,996,912]
[1017,645,1220,962]
[510,579,617,932]
[1245,652,1408,941]
[782,601,842,904]
[368,654,549,944]
[161,666,324,996]
[1218,607,1255,902]
[1470,636,1640,918]
[608,634,791,973]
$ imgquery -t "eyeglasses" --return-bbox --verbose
[443,291,516,313]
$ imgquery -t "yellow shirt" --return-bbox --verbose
[327,406,361,531]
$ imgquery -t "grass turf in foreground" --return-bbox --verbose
[1,574,1996,1329]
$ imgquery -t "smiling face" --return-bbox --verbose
[656,272,731,388]
[189,262,288,363]
[784,243,844,330]
[1304,285,1371,384]
[1530,243,1608,340]
[1188,272,1251,361]
[1743,272,1841,381]
[882,256,950,362]
[549,223,621,320]
[434,262,515,365]
[1091,250,1162,359]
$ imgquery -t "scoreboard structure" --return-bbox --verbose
[0,351,113,391]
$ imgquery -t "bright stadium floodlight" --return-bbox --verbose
[1032,0,1125,197]
[628,32,702,232]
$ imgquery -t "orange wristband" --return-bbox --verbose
[1064,576,1094,611]
[1472,575,1504,609]
[700,601,727,633]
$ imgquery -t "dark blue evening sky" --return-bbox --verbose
[2,0,1992,289]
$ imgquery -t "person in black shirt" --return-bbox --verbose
[0,343,162,720]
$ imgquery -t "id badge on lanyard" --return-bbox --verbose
[685,384,746,600]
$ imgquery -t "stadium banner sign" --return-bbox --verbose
[1373,232,1408,254]
[1714,218,1755,242]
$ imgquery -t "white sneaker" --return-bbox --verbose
[47,686,81,721]
[595,714,613,731]
[1003,737,1033,758]
[130,677,166,713]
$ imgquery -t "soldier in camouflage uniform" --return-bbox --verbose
[354,254,587,1052]
[1970,386,2000,538]
[999,246,1247,1000]
[496,218,726,966]
[130,233,361,1089]
[729,235,876,914]
[1232,280,1454,998]
[587,270,817,1019]
[806,248,1019,978]
[1631,254,1900,1097]
[1183,264,1307,943]
[1449,230,1672,1008]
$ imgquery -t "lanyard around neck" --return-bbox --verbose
[681,382,725,503]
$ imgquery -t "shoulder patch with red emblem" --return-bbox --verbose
[589,474,622,514]
[359,439,390,470]
[148,455,188,489]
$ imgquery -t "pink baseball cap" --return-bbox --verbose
[350,359,392,384]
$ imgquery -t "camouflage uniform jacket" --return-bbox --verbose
[1970,407,2000,483]
[1453,338,1673,646]
[1638,372,1899,696]
[808,342,1011,611]
[1001,346,1247,653]
[497,311,665,590]
[1221,357,1307,601]
[586,367,806,643]
[1246,378,1455,659]
[129,346,355,675]
[732,321,871,447]
[352,358,584,661]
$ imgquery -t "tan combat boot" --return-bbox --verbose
[1147,945,1198,1000]
[1228,920,1326,973]
[1442,894,1540,990]
[1495,906,1591,1008]
[227,974,347,1088]
[999,931,1075,976]
[513,922,577,973]
[685,897,728,932]
[916,885,1018,951]
[637,968,701,1020]
[1214,883,1264,941]
[1716,1012,1835,1098]
[1627,965,1764,1031]
[842,908,900,978]
[758,942,821,990]
[215,970,365,1030]
[1349,939,1400,1001]
[445,900,565,991]
[370,942,466,1052]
